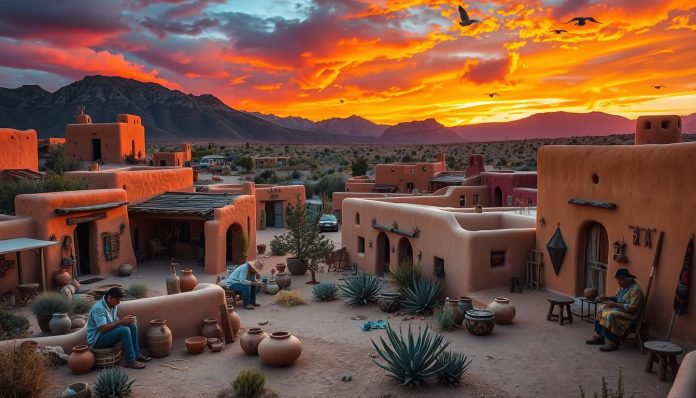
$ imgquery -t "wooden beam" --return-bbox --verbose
[55,201,128,215]
[568,198,617,209]
[67,212,106,225]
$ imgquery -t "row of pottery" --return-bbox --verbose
[166,264,198,294]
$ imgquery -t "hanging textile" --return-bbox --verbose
[102,232,121,261]
[673,235,693,315]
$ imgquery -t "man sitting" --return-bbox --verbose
[226,262,264,310]
[86,287,151,369]
[586,268,644,352]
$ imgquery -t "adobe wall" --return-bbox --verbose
[14,189,136,290]
[333,185,490,213]
[65,114,145,164]
[536,142,696,346]
[205,194,257,274]
[0,129,38,172]
[0,217,37,295]
[374,162,445,193]
[345,179,376,192]
[208,183,305,229]
[481,172,537,207]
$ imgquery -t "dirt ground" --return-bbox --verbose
[19,228,675,398]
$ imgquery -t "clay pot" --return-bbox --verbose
[118,264,133,277]
[226,304,241,337]
[179,269,198,292]
[185,336,207,355]
[240,328,269,356]
[211,342,224,352]
[448,299,465,326]
[286,258,306,275]
[201,318,222,340]
[274,272,291,290]
[464,309,495,336]
[265,279,280,295]
[166,263,181,295]
[59,382,90,398]
[207,337,220,349]
[275,264,286,273]
[584,287,599,301]
[377,292,401,313]
[146,319,172,358]
[257,244,267,255]
[458,296,474,314]
[55,268,72,288]
[50,313,72,335]
[37,316,51,333]
[258,331,302,367]
[68,345,95,375]
[71,316,87,329]
[486,297,516,325]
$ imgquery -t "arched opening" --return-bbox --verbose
[376,232,390,276]
[397,237,413,266]
[226,223,245,265]
[494,186,503,207]
[583,222,609,296]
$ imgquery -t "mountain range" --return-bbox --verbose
[0,75,693,143]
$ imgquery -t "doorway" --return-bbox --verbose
[75,222,91,276]
[226,223,245,265]
[494,186,503,207]
[376,232,390,276]
[92,139,102,161]
[264,201,284,227]
[584,222,609,295]
[397,237,413,265]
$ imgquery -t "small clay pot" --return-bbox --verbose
[179,269,198,292]
[59,382,90,398]
[118,264,133,277]
[211,342,224,352]
[185,336,207,355]
[275,264,286,273]
[486,297,516,325]
[201,318,222,340]
[584,287,599,301]
[207,337,220,349]
[68,345,95,375]
[50,313,72,335]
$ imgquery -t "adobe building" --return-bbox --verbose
[65,112,146,164]
[536,115,696,345]
[38,137,67,156]
[346,151,447,194]
[253,156,293,169]
[0,128,39,172]
[153,144,192,167]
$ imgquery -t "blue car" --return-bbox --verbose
[319,214,339,232]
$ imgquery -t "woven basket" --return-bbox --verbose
[91,346,121,369]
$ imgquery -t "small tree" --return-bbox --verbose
[237,156,254,173]
[270,195,334,284]
[351,156,369,176]
[44,145,80,174]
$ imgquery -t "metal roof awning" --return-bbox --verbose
[55,201,129,215]
[0,238,57,255]
[128,192,238,219]
[430,175,467,184]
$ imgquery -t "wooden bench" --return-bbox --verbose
[546,295,574,325]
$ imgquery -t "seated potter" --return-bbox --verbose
[86,287,151,369]
[226,262,263,310]
[586,268,644,352]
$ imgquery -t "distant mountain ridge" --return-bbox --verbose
[250,112,388,137]
[380,118,461,144]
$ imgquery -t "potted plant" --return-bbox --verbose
[234,229,249,265]
[270,195,335,284]
[31,292,73,333]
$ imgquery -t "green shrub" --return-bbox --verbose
[233,369,265,398]
[0,307,30,341]
[71,297,94,314]
[433,304,456,332]
[387,259,422,292]
[125,283,148,299]
[269,239,287,256]
[312,282,338,302]
[31,292,73,319]
[436,351,471,387]
[579,369,624,398]
[93,367,134,398]
[0,345,53,398]
[400,277,441,315]
[371,323,449,388]
[0,174,90,215]
[338,272,382,306]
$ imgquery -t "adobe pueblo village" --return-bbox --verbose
[0,2,695,398]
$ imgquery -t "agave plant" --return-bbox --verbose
[338,272,382,306]
[312,282,338,302]
[387,259,422,292]
[93,367,134,398]
[371,323,449,388]
[400,277,441,315]
[433,304,456,331]
[436,351,472,387]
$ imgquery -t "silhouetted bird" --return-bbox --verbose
[486,92,499,98]
[565,17,601,26]
[339,99,345,104]
[458,5,480,26]
[652,85,666,89]
[550,29,568,34]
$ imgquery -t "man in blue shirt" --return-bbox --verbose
[226,262,263,309]
[86,287,151,369]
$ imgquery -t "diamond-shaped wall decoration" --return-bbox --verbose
[546,226,567,276]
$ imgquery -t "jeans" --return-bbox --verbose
[228,282,257,306]
[594,321,620,343]
[94,323,141,363]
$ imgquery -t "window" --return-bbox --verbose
[491,251,506,267]
[506,195,513,206]
[459,195,466,206]
[661,120,669,129]
[355,212,360,226]
[434,257,445,278]
[358,237,365,253]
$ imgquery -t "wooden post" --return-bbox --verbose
[16,250,23,285]
[219,304,234,344]
[40,248,46,292]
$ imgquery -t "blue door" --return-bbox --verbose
[274,201,284,227]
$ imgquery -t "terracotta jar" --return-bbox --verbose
[258,331,302,367]
[147,319,173,358]
[274,272,291,290]
[37,316,51,333]
[448,299,465,326]
[486,297,516,325]
[377,292,401,313]
[201,318,222,340]
[265,278,280,295]
[49,313,72,335]
[240,328,269,356]
[68,345,95,375]
[275,264,286,273]
[464,309,495,336]
[226,304,241,337]
[185,336,207,355]
[584,287,599,301]
[55,268,72,288]
[458,297,474,314]
[179,269,197,292]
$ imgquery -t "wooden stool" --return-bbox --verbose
[644,340,682,381]
[92,346,121,369]
[546,295,574,325]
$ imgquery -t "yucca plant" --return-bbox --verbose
[371,323,449,388]
[93,367,134,398]
[401,277,441,315]
[436,351,472,387]
[338,272,382,306]
[387,259,422,292]
[433,304,456,331]
[312,282,338,302]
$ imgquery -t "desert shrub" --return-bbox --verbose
[312,282,338,302]
[44,145,80,174]
[338,272,382,306]
[387,259,422,292]
[0,174,90,215]
[233,369,265,398]
[31,292,73,319]
[125,283,148,299]
[436,351,471,387]
[0,345,53,398]
[269,239,287,256]
[433,304,456,332]
[71,297,94,314]
[579,369,624,398]
[93,367,134,398]
[0,307,30,341]
[274,291,307,307]
[400,277,441,315]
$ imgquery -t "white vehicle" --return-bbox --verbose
[199,155,225,169]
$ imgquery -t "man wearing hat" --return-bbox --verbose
[586,268,644,352]
[226,261,264,309]
[86,287,151,369]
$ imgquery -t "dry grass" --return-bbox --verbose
[0,345,54,398]
[274,290,308,307]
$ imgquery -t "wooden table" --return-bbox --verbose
[644,340,683,381]
[546,295,575,325]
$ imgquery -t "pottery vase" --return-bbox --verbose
[583,287,599,301]
[257,244,267,255]
[71,315,87,329]
[486,297,516,325]
[49,313,72,335]
[147,319,172,358]
[286,258,306,276]
[166,263,181,295]
[201,318,222,340]
[258,331,302,367]
[37,316,51,333]
[240,328,269,356]
[118,264,133,277]
[464,309,496,336]
[458,296,474,314]
[448,299,465,326]
[67,345,95,375]
[275,272,291,290]
[226,304,241,337]
[265,278,280,295]
[179,269,197,292]
[377,292,401,313]
[275,264,286,273]
[55,268,72,288]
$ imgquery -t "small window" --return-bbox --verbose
[434,257,445,278]
[358,237,365,253]
[506,195,513,206]
[473,194,479,205]
[459,195,466,206]
[355,212,360,226]
[491,251,506,267]
[644,121,652,130]
[592,173,599,184]
[661,120,669,129]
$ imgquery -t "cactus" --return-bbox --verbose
[401,277,441,315]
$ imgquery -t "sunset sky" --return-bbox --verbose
[0,0,694,126]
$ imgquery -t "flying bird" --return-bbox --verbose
[565,17,601,26]
[486,92,499,98]
[339,99,345,104]
[458,5,480,27]
[550,29,568,34]
[652,85,666,89]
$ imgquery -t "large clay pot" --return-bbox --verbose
[464,309,495,336]
[118,264,133,277]
[458,296,474,314]
[265,279,280,295]
[179,269,198,292]
[377,292,401,313]
[275,272,291,290]
[50,313,72,335]
[37,316,51,333]
[240,328,269,356]
[275,264,286,273]
[201,318,222,340]
[257,244,267,255]
[166,263,181,295]
[147,319,172,358]
[486,297,516,325]
[55,268,72,288]
[448,299,465,326]
[286,258,306,276]
[584,287,599,301]
[258,331,303,367]
[226,304,241,337]
[68,345,95,375]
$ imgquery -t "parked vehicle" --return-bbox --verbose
[319,214,339,232]
[199,155,225,169]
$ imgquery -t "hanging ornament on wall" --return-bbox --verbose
[546,225,567,276]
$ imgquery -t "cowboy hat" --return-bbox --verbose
[614,268,636,280]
